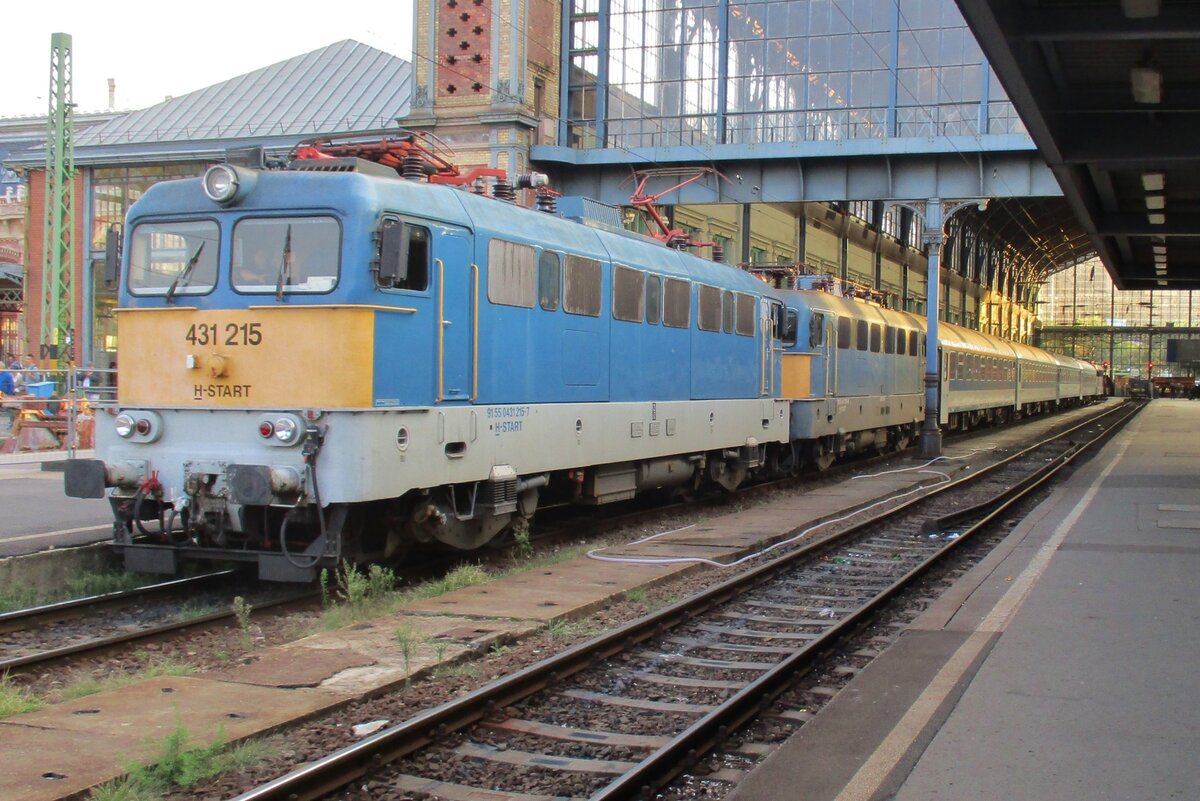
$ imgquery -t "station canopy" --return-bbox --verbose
[957,0,1200,290]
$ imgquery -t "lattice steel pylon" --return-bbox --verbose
[40,32,75,365]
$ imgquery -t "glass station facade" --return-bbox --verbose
[566,0,1022,149]
[1038,260,1200,382]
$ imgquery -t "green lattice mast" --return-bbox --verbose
[41,32,75,365]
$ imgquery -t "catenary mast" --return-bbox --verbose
[41,32,75,364]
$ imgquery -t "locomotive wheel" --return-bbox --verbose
[811,440,836,471]
[708,457,748,493]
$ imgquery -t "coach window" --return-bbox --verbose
[735,293,755,336]
[488,239,536,307]
[869,323,881,352]
[856,320,869,351]
[909,330,919,356]
[564,255,602,316]
[698,285,722,331]
[837,317,851,349]
[664,278,690,328]
[722,291,735,333]
[538,250,561,311]
[645,274,662,324]
[613,265,645,323]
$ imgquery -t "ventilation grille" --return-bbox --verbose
[288,157,397,178]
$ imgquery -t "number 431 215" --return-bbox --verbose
[185,322,263,346]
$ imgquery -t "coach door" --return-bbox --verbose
[434,228,473,402]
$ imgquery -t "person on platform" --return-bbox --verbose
[9,355,26,392]
[21,354,43,384]
[80,363,100,401]
[0,363,14,397]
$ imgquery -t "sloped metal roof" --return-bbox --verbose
[72,40,410,149]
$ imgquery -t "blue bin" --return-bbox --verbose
[25,381,55,399]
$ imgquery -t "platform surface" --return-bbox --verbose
[731,399,1200,801]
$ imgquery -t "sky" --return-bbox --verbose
[3,2,414,118]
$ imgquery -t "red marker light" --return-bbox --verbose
[258,421,274,438]
[134,418,152,436]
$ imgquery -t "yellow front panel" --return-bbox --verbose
[781,354,812,399]
[117,307,376,408]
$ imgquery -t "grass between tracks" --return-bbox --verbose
[316,542,593,631]
[89,721,279,801]
[0,672,45,718]
[60,656,197,701]
[0,568,149,613]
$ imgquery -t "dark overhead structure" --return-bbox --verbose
[956,0,1200,290]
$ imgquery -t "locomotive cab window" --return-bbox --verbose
[909,330,919,356]
[776,305,798,346]
[809,312,824,347]
[613,265,645,323]
[538,250,561,310]
[377,218,429,291]
[233,216,340,293]
[856,320,869,351]
[883,324,893,353]
[488,239,536,307]
[869,323,881,352]
[895,329,906,355]
[722,291,735,333]
[128,219,219,296]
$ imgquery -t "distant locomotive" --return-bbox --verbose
[65,135,1104,581]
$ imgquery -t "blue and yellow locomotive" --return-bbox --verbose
[65,137,1103,580]
[67,141,794,580]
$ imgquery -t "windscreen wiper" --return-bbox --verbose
[275,224,293,302]
[165,241,205,304]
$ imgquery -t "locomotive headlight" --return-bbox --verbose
[256,413,304,447]
[114,413,135,438]
[203,165,239,203]
[273,417,299,443]
[202,164,256,205]
[113,410,163,443]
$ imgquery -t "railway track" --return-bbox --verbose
[0,571,314,674]
[229,401,1138,801]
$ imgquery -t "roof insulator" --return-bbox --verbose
[492,178,516,202]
